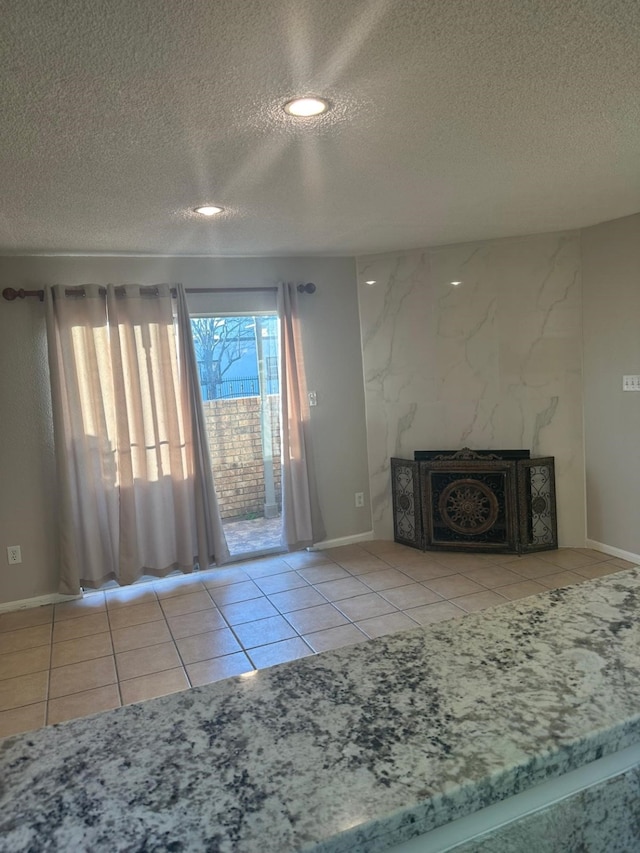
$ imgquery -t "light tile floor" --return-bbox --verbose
[0,541,635,739]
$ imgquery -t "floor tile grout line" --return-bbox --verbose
[210,606,258,674]
[100,630,123,710]
[210,579,339,663]
[113,637,185,688]
[228,608,306,655]
[165,616,203,688]
[47,652,118,702]
[1,547,635,738]
[162,593,257,679]
[114,608,184,701]
[0,563,619,662]
[112,604,169,708]
[44,617,54,724]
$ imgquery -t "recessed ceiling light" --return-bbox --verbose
[283,97,329,117]
[365,280,376,285]
[450,281,462,286]
[194,205,223,216]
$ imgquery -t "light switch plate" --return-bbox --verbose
[308,391,317,406]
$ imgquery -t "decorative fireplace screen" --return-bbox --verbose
[391,448,557,554]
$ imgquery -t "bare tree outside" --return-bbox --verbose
[191,316,279,400]
[191,317,256,399]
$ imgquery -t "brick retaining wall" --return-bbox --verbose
[203,396,282,520]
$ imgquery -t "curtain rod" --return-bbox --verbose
[2,283,316,302]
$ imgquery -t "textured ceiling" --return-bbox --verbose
[1,0,639,256]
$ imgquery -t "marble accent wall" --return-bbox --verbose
[357,232,585,545]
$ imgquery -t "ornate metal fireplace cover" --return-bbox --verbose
[421,460,519,551]
[516,457,558,551]
[391,451,557,554]
[438,478,499,535]
[390,458,422,549]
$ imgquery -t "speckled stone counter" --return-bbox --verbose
[2,568,640,853]
[450,762,640,852]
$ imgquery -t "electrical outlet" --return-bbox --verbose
[355,492,365,508]
[623,375,640,391]
[7,545,22,565]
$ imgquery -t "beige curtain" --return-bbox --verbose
[278,282,325,549]
[45,283,228,594]
[174,285,229,569]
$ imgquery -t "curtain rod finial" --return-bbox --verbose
[296,282,316,294]
[2,287,44,301]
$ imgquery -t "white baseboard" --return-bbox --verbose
[309,531,374,551]
[585,538,640,566]
[0,591,82,614]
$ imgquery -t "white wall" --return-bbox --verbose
[357,231,586,546]
[582,213,640,557]
[0,255,371,605]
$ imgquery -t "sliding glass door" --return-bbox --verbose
[190,311,283,559]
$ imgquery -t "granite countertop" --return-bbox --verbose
[2,568,640,853]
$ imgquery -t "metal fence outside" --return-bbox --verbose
[198,373,257,400]
[197,363,279,400]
